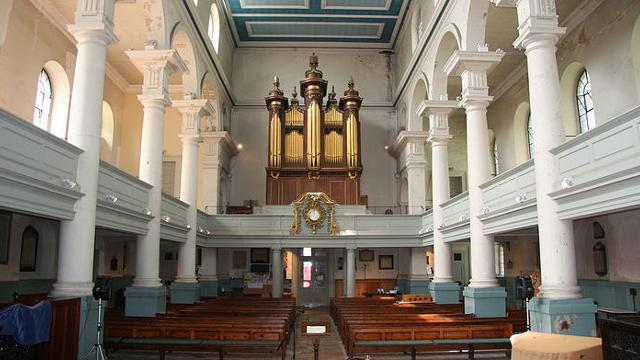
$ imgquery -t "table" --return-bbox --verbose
[511,331,602,360]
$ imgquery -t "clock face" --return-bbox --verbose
[308,208,321,221]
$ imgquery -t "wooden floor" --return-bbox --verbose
[107,307,510,360]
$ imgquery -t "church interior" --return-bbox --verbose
[0,0,639,358]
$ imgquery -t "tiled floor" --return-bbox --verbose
[107,308,510,360]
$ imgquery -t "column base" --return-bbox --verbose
[199,280,219,297]
[528,297,597,337]
[429,282,460,304]
[407,278,430,294]
[50,281,93,298]
[170,282,200,304]
[463,286,507,318]
[125,286,166,317]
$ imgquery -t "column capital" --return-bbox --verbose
[137,94,171,109]
[67,0,118,45]
[444,50,503,105]
[173,98,214,138]
[178,133,202,145]
[202,131,240,157]
[418,100,458,144]
[172,98,215,116]
[388,130,428,158]
[127,48,187,99]
[513,0,566,50]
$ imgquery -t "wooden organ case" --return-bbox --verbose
[265,54,363,205]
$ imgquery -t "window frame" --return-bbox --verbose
[576,69,595,133]
[33,69,53,131]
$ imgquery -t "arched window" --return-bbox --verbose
[527,112,534,159]
[411,5,423,51]
[208,4,221,52]
[33,69,52,131]
[493,141,500,176]
[101,101,115,163]
[576,69,595,133]
[20,226,38,272]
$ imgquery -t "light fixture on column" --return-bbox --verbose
[61,178,81,191]
[105,194,118,203]
[515,193,528,204]
[142,207,152,216]
[458,214,468,222]
[237,144,243,150]
[561,176,574,189]
[198,227,204,234]
[186,224,192,230]
[162,215,171,223]
[205,229,211,235]
[479,207,491,216]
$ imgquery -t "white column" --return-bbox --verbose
[345,247,356,297]
[389,132,429,214]
[199,248,218,281]
[409,248,427,280]
[173,98,213,283]
[51,0,117,298]
[444,50,504,288]
[422,100,459,284]
[127,48,186,288]
[514,0,580,299]
[271,247,283,297]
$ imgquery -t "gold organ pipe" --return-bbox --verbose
[307,100,321,169]
[346,112,358,168]
[269,112,281,168]
[324,131,343,165]
[285,130,303,166]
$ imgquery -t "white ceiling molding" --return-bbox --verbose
[29,0,130,93]
[490,0,607,103]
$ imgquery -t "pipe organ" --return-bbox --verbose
[265,54,363,205]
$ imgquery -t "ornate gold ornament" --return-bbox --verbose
[290,192,339,235]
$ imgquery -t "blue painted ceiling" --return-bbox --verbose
[222,0,410,48]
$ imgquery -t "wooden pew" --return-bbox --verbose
[104,297,296,359]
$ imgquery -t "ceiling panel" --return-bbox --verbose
[224,0,409,48]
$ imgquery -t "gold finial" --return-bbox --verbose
[348,76,355,91]
[292,86,298,99]
[309,53,319,70]
[273,75,280,89]
[329,85,336,99]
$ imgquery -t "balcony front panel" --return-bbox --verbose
[0,108,83,219]
[551,106,640,219]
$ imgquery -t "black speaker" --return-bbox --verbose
[93,276,113,301]
[516,275,534,300]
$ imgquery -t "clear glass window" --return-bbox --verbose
[527,112,534,159]
[33,69,52,130]
[576,70,595,133]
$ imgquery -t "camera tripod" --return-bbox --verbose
[85,298,108,360]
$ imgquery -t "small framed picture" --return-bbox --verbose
[251,248,270,263]
[359,249,374,262]
[0,212,10,264]
[20,226,38,272]
[379,255,394,270]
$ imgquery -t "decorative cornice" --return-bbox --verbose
[201,131,240,157]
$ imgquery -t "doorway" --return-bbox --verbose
[299,248,331,307]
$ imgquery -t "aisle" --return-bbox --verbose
[108,307,510,360]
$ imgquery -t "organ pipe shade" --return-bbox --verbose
[324,107,342,127]
[285,130,304,166]
[346,112,358,168]
[269,112,281,168]
[306,100,321,169]
[286,107,304,126]
[324,130,343,166]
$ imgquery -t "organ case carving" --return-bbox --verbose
[265,54,363,205]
